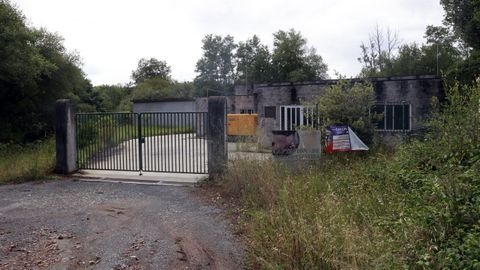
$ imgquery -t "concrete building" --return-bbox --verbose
[233,75,444,147]
[133,75,444,147]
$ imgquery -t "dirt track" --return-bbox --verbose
[0,179,243,269]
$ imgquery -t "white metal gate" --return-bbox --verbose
[280,105,319,131]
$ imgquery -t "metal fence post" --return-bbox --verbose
[207,97,227,176]
[55,99,77,174]
[138,113,143,174]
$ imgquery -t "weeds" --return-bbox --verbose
[0,138,55,183]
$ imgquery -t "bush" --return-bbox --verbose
[313,79,379,145]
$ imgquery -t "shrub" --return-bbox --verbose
[313,79,379,145]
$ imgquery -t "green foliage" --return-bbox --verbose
[93,84,131,112]
[0,0,93,142]
[0,138,55,183]
[271,29,328,81]
[236,35,272,84]
[194,34,237,96]
[358,25,464,78]
[131,57,171,84]
[131,78,193,101]
[441,0,480,50]
[194,29,329,94]
[313,80,377,145]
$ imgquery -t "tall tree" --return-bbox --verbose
[194,34,237,96]
[131,58,171,84]
[440,0,480,50]
[236,35,272,84]
[358,25,400,77]
[0,0,92,142]
[271,29,328,82]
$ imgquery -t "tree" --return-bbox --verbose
[131,58,171,84]
[358,25,464,78]
[313,80,377,144]
[0,0,93,142]
[358,25,400,77]
[236,35,272,83]
[93,84,130,112]
[271,29,328,82]
[194,34,237,96]
[440,0,480,50]
[130,78,194,102]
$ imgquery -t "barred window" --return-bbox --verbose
[240,109,254,114]
[372,103,411,131]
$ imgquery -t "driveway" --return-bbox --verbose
[0,180,243,269]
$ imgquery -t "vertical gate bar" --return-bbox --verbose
[204,113,207,173]
[184,113,187,173]
[126,114,130,170]
[138,114,143,172]
[189,113,192,173]
[144,114,148,171]
[154,114,157,171]
[163,113,166,172]
[182,113,185,173]
[174,113,178,172]
[108,114,113,170]
[167,113,171,172]
[143,114,147,171]
[176,113,180,172]
[130,114,134,171]
[114,114,118,170]
[100,115,105,170]
[193,113,197,173]
[156,113,160,172]
[201,113,205,173]
[132,113,135,171]
[160,113,163,172]
[109,114,114,170]
[121,114,125,170]
[174,113,177,172]
[94,115,98,170]
[148,114,151,171]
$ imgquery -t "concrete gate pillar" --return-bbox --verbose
[55,99,77,174]
[207,97,227,176]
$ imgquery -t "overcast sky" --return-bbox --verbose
[12,0,445,86]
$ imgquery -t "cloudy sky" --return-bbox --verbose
[12,0,445,86]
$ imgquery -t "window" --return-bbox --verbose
[240,109,254,114]
[264,106,276,119]
[280,105,319,131]
[372,103,411,131]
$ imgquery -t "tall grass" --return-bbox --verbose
[221,80,480,269]
[0,138,55,183]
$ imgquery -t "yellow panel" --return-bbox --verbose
[227,114,258,136]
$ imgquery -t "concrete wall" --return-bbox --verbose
[240,75,443,148]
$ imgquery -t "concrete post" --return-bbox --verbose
[207,97,227,176]
[55,99,77,174]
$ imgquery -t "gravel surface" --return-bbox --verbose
[0,179,243,269]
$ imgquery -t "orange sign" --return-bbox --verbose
[227,114,258,136]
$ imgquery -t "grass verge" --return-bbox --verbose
[0,138,55,184]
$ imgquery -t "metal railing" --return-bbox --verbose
[76,112,208,174]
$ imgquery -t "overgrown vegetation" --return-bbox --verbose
[222,80,480,269]
[0,138,55,183]
[312,79,378,145]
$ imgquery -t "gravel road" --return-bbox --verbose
[0,179,243,269]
